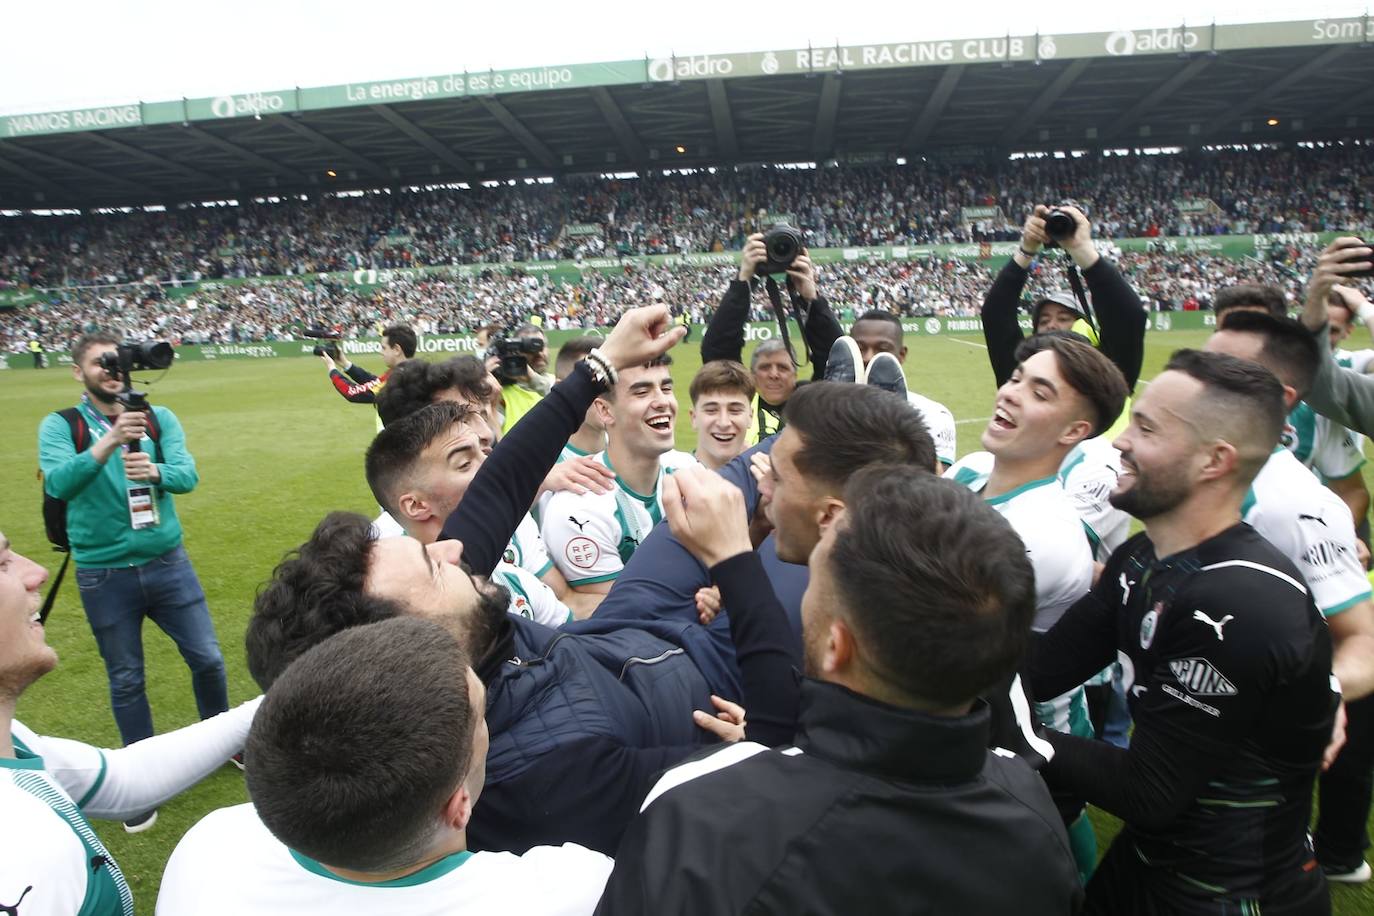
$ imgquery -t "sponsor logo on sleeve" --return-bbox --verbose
[1191,611,1234,641]
[1169,657,1237,696]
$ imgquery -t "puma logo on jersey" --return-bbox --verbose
[0,887,32,916]
[1298,512,1327,528]
[1119,572,1135,605]
[1192,611,1234,641]
[568,516,588,532]
[1170,658,1237,697]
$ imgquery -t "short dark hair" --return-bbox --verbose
[515,322,544,339]
[366,402,477,517]
[246,617,475,873]
[689,360,755,404]
[73,330,119,366]
[1214,284,1286,319]
[599,354,672,402]
[555,336,602,379]
[383,324,418,358]
[1217,310,1320,400]
[247,512,402,689]
[1163,348,1286,481]
[853,310,904,344]
[783,383,936,487]
[1012,334,1128,437]
[829,467,1036,707]
[376,356,492,426]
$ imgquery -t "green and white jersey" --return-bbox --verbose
[504,514,554,579]
[944,455,1093,632]
[157,803,613,916]
[1243,448,1372,618]
[1058,437,1131,562]
[1335,346,1374,374]
[494,561,573,628]
[541,450,697,586]
[1281,401,1366,482]
[1,723,133,916]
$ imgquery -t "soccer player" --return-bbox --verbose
[159,618,612,915]
[365,402,574,626]
[0,530,259,915]
[540,355,696,609]
[1028,349,1340,914]
[688,360,754,471]
[595,468,1082,915]
[826,309,958,469]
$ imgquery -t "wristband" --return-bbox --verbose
[1017,246,1039,259]
[583,349,618,389]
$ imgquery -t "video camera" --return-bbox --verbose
[95,340,175,415]
[302,326,342,360]
[487,330,546,384]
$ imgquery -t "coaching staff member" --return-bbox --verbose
[596,466,1081,915]
[1028,350,1339,914]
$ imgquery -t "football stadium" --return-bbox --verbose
[3,10,1374,914]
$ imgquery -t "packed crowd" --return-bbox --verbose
[1,143,1370,290]
[7,243,1367,356]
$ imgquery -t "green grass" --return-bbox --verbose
[1,329,1370,913]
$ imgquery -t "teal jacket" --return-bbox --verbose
[38,403,198,568]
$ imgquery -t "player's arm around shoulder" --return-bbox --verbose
[150,406,199,494]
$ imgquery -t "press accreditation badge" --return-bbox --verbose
[128,484,160,530]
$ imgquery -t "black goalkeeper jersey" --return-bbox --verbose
[1030,523,1337,905]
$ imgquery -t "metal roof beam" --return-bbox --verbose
[84,132,223,186]
[368,105,475,176]
[0,141,157,199]
[273,117,390,181]
[903,65,965,149]
[1202,44,1354,135]
[706,79,740,162]
[181,126,311,184]
[1101,56,1217,141]
[589,88,647,167]
[811,74,842,158]
[998,59,1092,147]
[0,153,73,202]
[477,98,558,170]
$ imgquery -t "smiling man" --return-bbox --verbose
[688,361,755,471]
[541,355,696,609]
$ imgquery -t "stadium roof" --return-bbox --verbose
[2,16,1372,210]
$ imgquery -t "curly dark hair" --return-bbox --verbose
[376,356,493,427]
[246,512,403,689]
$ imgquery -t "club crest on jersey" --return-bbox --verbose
[1140,602,1162,649]
[1169,657,1237,697]
[502,547,516,565]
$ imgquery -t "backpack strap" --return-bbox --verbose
[56,407,88,453]
[143,407,163,464]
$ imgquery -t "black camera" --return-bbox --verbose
[491,335,546,382]
[759,224,805,275]
[95,341,175,414]
[1044,208,1077,243]
[301,325,342,360]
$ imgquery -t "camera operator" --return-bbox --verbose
[318,323,417,407]
[1299,237,1374,436]
[37,331,230,833]
[701,231,842,444]
[982,204,1148,429]
[492,323,556,435]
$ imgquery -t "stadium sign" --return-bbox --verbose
[4,104,142,138]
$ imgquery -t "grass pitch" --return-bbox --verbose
[2,329,1371,913]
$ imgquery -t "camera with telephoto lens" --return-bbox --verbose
[759,223,805,275]
[302,325,342,360]
[1044,208,1077,243]
[96,341,175,412]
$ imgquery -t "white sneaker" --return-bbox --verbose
[123,810,158,834]
[1324,860,1371,884]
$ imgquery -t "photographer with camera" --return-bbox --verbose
[37,331,230,833]
[317,323,417,408]
[489,323,555,434]
[982,205,1147,416]
[701,227,842,444]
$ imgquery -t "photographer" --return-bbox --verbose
[701,231,842,444]
[318,323,417,406]
[492,323,556,434]
[37,331,230,833]
[981,205,1148,408]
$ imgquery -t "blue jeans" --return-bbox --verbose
[76,545,229,745]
